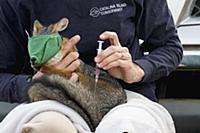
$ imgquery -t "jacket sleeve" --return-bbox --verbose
[134,0,183,82]
[0,74,31,102]
[0,0,33,102]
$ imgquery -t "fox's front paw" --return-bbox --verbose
[29,94,47,102]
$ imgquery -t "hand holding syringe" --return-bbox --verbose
[95,40,104,84]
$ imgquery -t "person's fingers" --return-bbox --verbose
[120,51,132,60]
[65,59,81,72]
[57,52,79,69]
[95,46,119,63]
[102,59,130,70]
[98,51,132,68]
[98,52,122,68]
[99,31,121,46]
[32,71,43,80]
[95,46,128,63]
[61,35,80,57]
[69,72,79,82]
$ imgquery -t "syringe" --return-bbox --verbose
[95,40,104,84]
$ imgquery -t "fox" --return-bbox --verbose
[24,17,127,131]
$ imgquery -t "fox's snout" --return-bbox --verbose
[30,57,37,65]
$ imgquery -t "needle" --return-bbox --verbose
[95,40,104,84]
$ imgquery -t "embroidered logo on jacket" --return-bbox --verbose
[90,3,127,17]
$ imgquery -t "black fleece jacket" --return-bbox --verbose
[0,0,183,102]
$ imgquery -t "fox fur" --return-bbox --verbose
[24,18,127,131]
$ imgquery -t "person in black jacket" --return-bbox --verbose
[0,0,182,102]
[0,0,182,132]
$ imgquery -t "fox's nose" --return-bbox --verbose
[30,57,37,65]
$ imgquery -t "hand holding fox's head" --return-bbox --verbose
[28,18,80,81]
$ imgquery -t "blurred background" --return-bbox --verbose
[158,1,200,133]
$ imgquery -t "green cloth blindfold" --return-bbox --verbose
[28,32,62,67]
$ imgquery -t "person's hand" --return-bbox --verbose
[95,31,144,83]
[33,35,81,82]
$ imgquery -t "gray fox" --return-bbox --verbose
[25,18,127,131]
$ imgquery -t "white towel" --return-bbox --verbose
[96,90,175,133]
[0,90,175,133]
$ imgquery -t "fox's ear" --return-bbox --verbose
[33,20,44,35]
[56,18,69,32]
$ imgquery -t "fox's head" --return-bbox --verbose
[28,18,72,69]
[33,18,69,36]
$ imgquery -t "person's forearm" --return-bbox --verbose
[0,73,31,103]
[135,39,183,82]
